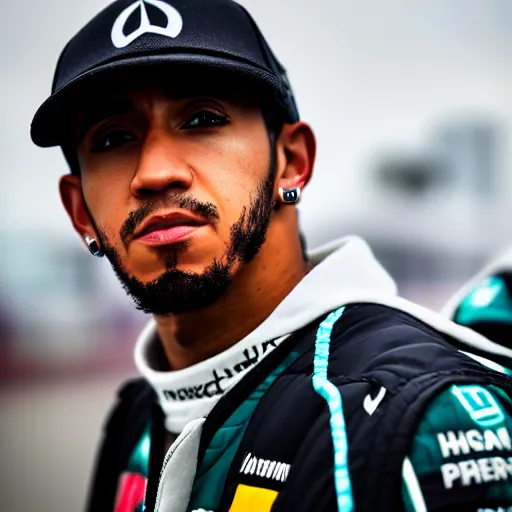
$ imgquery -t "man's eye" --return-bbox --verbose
[90,130,137,153]
[181,110,229,130]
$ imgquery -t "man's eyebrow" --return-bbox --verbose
[77,97,135,142]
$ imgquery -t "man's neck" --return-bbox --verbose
[153,223,308,370]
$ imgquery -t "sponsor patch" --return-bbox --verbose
[451,385,505,428]
[437,427,511,458]
[240,452,291,484]
[402,385,512,512]
[228,484,278,512]
[437,426,512,489]
[441,456,512,489]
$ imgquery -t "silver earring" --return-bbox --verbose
[84,236,104,257]
[278,187,301,205]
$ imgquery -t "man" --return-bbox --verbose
[30,0,512,511]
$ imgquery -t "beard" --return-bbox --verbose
[96,153,277,316]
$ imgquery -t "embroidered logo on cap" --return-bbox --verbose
[111,0,183,49]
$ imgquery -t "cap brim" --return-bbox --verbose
[31,53,282,148]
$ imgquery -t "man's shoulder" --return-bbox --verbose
[326,303,469,377]
[85,378,157,512]
[103,377,156,434]
[116,376,155,402]
[338,303,447,345]
[283,302,492,390]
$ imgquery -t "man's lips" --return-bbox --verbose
[137,225,200,244]
[133,212,207,245]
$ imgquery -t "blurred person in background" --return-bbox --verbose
[444,248,512,373]
[30,0,512,510]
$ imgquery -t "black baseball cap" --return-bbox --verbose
[30,0,299,148]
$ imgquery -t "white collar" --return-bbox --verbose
[134,235,395,432]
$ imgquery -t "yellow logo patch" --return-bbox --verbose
[228,484,279,512]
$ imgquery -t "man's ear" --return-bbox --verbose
[275,121,316,194]
[59,174,98,243]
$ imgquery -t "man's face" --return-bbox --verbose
[72,81,277,315]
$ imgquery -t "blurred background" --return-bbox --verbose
[1,0,511,510]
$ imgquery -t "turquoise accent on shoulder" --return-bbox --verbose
[186,350,300,512]
[312,306,354,512]
[126,422,152,477]
[455,276,512,326]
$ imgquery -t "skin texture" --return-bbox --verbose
[60,83,316,370]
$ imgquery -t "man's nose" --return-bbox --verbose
[129,129,193,198]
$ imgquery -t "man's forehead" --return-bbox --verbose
[74,73,263,139]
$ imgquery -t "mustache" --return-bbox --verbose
[120,194,220,246]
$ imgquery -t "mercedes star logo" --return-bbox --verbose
[111,0,183,49]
